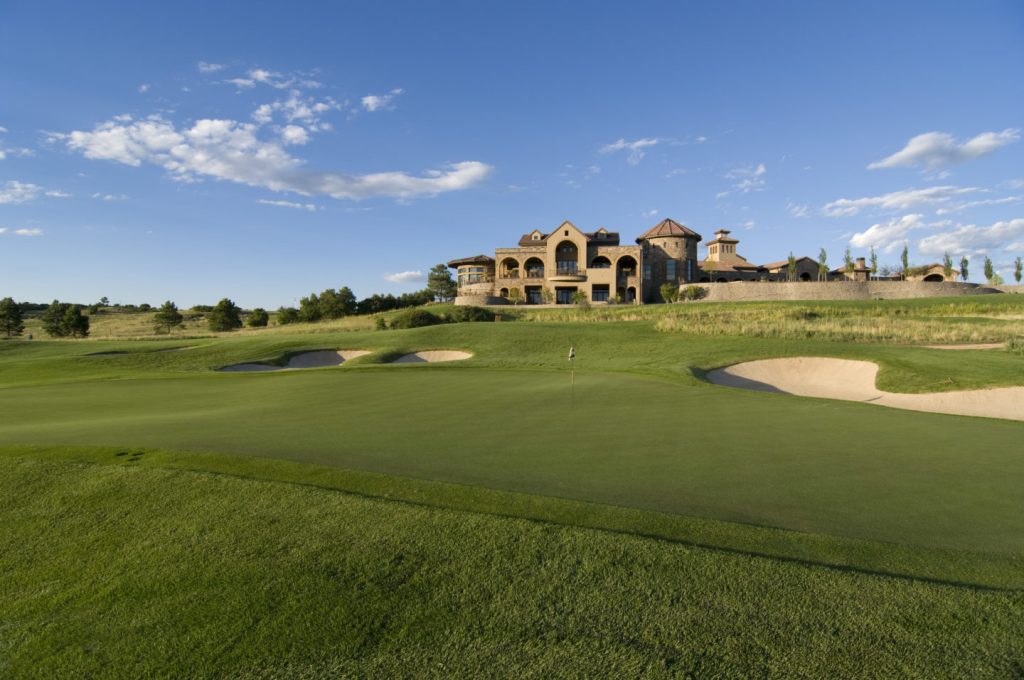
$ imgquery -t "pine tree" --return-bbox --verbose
[42,300,70,337]
[427,264,457,302]
[1015,257,1022,284]
[960,256,969,282]
[153,301,184,334]
[984,256,994,283]
[900,244,909,280]
[248,308,269,327]
[63,306,90,338]
[0,297,25,339]
[942,252,954,279]
[208,298,243,332]
[869,246,878,279]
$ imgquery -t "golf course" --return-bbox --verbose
[2,296,1023,677]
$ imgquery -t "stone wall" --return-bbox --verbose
[691,280,1002,302]
[454,294,509,306]
[993,285,1023,294]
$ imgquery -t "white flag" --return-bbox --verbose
[568,346,575,361]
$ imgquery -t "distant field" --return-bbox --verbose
[2,295,1023,675]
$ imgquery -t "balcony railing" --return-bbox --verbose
[525,270,545,279]
[499,270,520,279]
[457,276,494,287]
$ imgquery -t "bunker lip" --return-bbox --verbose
[391,350,473,364]
[706,357,1024,422]
[922,343,1006,350]
[220,349,371,372]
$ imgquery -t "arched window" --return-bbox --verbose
[499,257,519,278]
[555,241,579,274]
[524,257,545,279]
[591,255,612,269]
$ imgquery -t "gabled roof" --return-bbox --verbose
[447,254,495,268]
[707,229,738,245]
[517,224,620,246]
[636,218,702,242]
[761,256,817,270]
[699,260,762,272]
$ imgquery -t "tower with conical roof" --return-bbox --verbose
[636,218,703,301]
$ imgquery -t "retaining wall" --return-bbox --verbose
[694,281,1002,302]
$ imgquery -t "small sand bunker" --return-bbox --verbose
[391,350,473,364]
[221,349,370,372]
[923,343,1006,350]
[706,357,1024,422]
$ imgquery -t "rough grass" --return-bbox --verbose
[2,451,1022,678]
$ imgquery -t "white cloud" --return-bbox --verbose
[280,125,309,145]
[641,209,658,217]
[361,88,404,112]
[257,198,317,212]
[138,84,150,93]
[0,180,41,204]
[664,168,686,178]
[1,227,43,236]
[384,270,424,283]
[723,163,766,194]
[45,190,71,198]
[60,114,492,200]
[868,129,1020,170]
[918,218,1024,256]
[788,202,810,218]
[198,61,225,73]
[91,192,127,201]
[0,126,7,133]
[935,195,1023,215]
[599,138,660,165]
[0,147,35,160]
[823,186,980,217]
[225,77,255,89]
[849,214,925,253]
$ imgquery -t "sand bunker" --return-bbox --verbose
[706,357,1024,422]
[221,349,370,372]
[923,343,1006,350]
[391,350,472,364]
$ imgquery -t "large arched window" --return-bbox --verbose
[555,241,579,275]
[591,255,612,269]
[499,257,520,278]
[616,255,638,278]
[524,257,545,279]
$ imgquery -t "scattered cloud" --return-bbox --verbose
[935,195,1024,215]
[280,124,309,145]
[45,190,71,198]
[361,88,404,112]
[849,214,925,253]
[59,114,493,200]
[0,227,43,236]
[741,220,755,230]
[918,217,1024,256]
[664,168,687,178]
[91,192,127,201]
[0,126,7,133]
[1002,179,1024,190]
[823,185,980,217]
[868,128,1020,170]
[0,180,41,204]
[641,209,658,217]
[257,198,317,212]
[384,270,424,283]
[787,202,810,218]
[138,83,150,93]
[198,61,225,73]
[0,147,34,160]
[599,138,660,165]
[722,163,766,195]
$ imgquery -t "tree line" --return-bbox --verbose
[0,263,460,338]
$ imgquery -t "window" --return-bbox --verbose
[592,285,609,302]
[666,260,677,281]
[643,263,651,280]
[555,287,575,304]
[525,287,542,304]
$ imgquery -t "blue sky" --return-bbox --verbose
[1,0,1023,307]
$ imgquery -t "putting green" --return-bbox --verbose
[1,367,1022,556]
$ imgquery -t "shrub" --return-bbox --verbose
[681,285,707,301]
[571,290,589,308]
[447,306,495,323]
[659,283,679,303]
[248,308,270,328]
[153,301,184,334]
[389,308,443,329]
[374,315,388,330]
[276,307,299,325]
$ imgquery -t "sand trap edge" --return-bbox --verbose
[390,350,473,364]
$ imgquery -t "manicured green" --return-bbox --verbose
[2,450,1022,678]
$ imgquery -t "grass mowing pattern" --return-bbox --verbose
[2,451,1023,678]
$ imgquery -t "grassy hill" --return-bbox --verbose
[2,295,1023,676]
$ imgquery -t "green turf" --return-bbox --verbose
[2,451,1022,678]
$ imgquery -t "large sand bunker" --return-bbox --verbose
[706,357,1024,422]
[391,350,472,364]
[221,350,370,372]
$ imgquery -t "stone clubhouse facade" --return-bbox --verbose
[448,218,961,305]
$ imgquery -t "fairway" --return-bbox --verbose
[2,359,1023,557]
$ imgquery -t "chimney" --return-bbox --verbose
[856,257,866,269]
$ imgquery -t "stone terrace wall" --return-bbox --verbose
[993,285,1023,294]
[695,281,1002,302]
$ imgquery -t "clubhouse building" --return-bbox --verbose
[447,219,958,305]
